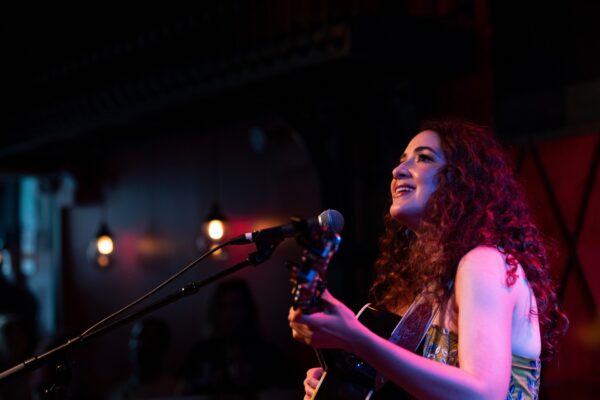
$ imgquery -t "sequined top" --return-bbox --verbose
[421,325,541,400]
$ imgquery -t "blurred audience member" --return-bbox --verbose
[0,234,40,399]
[0,314,37,400]
[108,318,176,400]
[177,278,295,399]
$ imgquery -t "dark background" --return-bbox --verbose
[1,1,599,398]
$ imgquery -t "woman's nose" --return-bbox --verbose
[392,162,410,179]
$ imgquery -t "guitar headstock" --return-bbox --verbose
[288,225,341,314]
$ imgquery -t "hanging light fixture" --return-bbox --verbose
[196,134,228,259]
[96,222,114,254]
[204,202,227,241]
[89,199,115,269]
[93,222,114,268]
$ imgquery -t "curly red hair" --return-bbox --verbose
[370,119,568,359]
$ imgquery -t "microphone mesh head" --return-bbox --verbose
[319,209,344,233]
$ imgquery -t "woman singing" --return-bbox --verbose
[289,119,568,399]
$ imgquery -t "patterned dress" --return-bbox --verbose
[421,325,541,400]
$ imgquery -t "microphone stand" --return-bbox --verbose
[0,238,282,398]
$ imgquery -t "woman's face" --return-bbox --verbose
[389,130,446,230]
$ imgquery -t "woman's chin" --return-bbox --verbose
[389,207,419,229]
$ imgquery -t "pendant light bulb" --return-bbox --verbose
[207,219,225,240]
[95,223,114,255]
[204,203,227,242]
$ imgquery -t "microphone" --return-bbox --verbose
[229,209,344,245]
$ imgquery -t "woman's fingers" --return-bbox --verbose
[306,367,323,385]
[288,306,302,322]
[289,307,324,329]
[304,382,314,399]
[303,367,323,399]
[291,321,317,346]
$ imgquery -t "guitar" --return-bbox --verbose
[310,304,411,400]
[289,226,432,400]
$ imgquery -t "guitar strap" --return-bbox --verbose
[374,290,440,390]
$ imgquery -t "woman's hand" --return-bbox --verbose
[303,367,323,400]
[288,290,364,351]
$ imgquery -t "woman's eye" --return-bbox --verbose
[417,154,433,162]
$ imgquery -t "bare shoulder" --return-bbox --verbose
[458,245,507,275]
[456,245,515,296]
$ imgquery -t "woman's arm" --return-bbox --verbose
[289,246,516,400]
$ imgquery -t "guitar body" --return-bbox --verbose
[313,305,412,400]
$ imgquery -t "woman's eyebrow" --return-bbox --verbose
[413,146,441,157]
[399,146,441,162]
